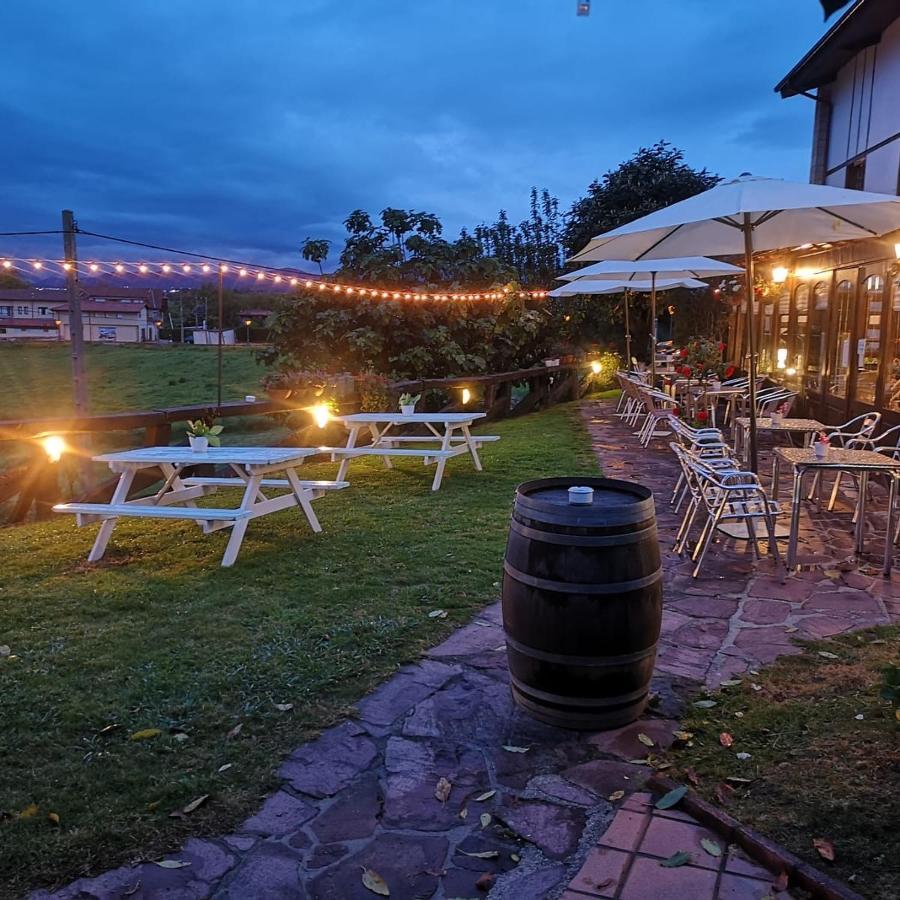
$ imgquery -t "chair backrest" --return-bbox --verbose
[831,412,882,446]
[873,424,900,460]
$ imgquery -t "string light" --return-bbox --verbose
[0,254,551,302]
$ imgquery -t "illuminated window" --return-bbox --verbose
[793,283,809,373]
[830,279,854,399]
[807,281,829,389]
[855,274,883,405]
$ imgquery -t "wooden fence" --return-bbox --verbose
[0,364,589,523]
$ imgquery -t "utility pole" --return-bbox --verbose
[217,266,224,409]
[62,210,89,414]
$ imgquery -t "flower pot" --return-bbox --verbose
[813,443,827,459]
[189,435,209,453]
[770,413,782,426]
[400,405,416,416]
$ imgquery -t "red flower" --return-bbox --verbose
[680,348,689,358]
[718,342,726,352]
[724,365,736,378]
[673,407,681,417]
[683,365,692,376]
[697,410,709,422]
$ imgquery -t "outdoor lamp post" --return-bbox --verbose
[244,318,252,343]
[772,266,789,284]
[54,319,62,341]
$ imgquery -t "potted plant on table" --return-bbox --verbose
[813,431,830,459]
[186,419,223,453]
[399,393,421,416]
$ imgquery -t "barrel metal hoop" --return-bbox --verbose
[503,560,662,595]
[515,495,655,527]
[509,673,649,708]
[510,517,657,547]
[505,635,657,667]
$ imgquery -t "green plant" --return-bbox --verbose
[356,372,391,412]
[185,419,224,446]
[681,336,725,377]
[398,392,421,407]
[880,664,900,722]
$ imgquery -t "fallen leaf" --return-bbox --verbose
[785,626,799,633]
[608,790,625,802]
[181,795,209,815]
[510,853,520,862]
[428,609,448,619]
[701,838,723,857]
[637,732,655,748]
[458,807,468,820]
[155,860,190,869]
[502,745,529,753]
[813,837,835,862]
[460,850,499,859]
[772,871,790,892]
[480,813,491,829]
[719,732,734,748]
[0,645,10,657]
[18,803,39,820]
[628,757,650,765]
[714,783,735,806]
[173,733,189,743]
[435,777,452,803]
[226,723,243,740]
[693,699,717,709]
[47,812,60,826]
[735,752,752,761]
[146,800,161,811]
[660,851,691,867]
[720,679,742,687]
[97,724,121,736]
[672,731,694,743]
[654,762,672,771]
[655,786,688,810]
[685,767,700,787]
[473,790,496,802]
[751,683,762,692]
[475,872,495,890]
[129,728,162,742]
[217,763,233,774]
[817,651,840,660]
[274,703,294,712]
[361,867,390,896]
[734,711,745,718]
[725,776,753,784]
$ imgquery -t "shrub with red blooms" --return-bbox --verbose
[724,365,736,379]
[697,410,709,423]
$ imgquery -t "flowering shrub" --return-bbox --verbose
[592,351,623,391]
[682,337,724,377]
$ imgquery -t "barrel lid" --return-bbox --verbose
[515,477,654,523]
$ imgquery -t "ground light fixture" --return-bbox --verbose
[461,388,471,405]
[41,435,66,463]
[310,404,331,429]
[590,360,602,375]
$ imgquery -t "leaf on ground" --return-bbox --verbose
[813,837,835,862]
[714,783,735,806]
[129,728,162,742]
[155,860,190,869]
[480,813,491,829]
[672,731,694,743]
[655,786,688,810]
[173,733,189,743]
[693,699,717,709]
[361,867,390,896]
[751,683,762,692]
[434,777,452,803]
[637,732,655,748]
[685,767,700,787]
[47,812,60,826]
[428,609,448,619]
[180,794,209,815]
[226,723,243,740]
[817,651,840,660]
[628,757,650,765]
[460,850,499,859]
[274,703,294,712]
[719,732,734,748]
[217,763,233,774]
[660,851,691,867]
[473,790,496,802]
[720,679,742,687]
[654,761,672,771]
[772,870,790,892]
[502,745,529,753]
[18,803,39,820]
[608,790,625,802]
[458,806,468,820]
[701,838,723,857]
[725,776,753,784]
[97,723,121,736]
[735,752,752,761]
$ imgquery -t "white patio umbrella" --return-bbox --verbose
[559,257,744,381]
[549,277,707,365]
[568,174,900,472]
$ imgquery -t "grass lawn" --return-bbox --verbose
[0,343,265,419]
[666,627,900,900]
[0,403,598,897]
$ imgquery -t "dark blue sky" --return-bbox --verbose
[1,0,827,268]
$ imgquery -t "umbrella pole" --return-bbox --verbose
[742,213,759,473]
[650,272,657,384]
[624,288,632,367]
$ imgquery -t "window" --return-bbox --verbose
[776,288,791,371]
[794,283,809,372]
[845,159,866,190]
[886,274,900,411]
[0,306,11,317]
[807,281,829,388]
[759,302,775,372]
[38,307,49,316]
[830,279,855,398]
[16,305,29,316]
[855,275,883,405]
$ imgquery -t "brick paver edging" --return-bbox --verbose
[645,775,864,900]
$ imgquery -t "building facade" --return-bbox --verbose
[768,0,900,425]
[0,286,163,343]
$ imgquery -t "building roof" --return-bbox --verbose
[0,318,58,328]
[241,308,274,317]
[50,301,149,313]
[776,0,900,97]
[0,288,66,303]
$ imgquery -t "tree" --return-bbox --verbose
[300,238,331,275]
[0,271,29,289]
[563,141,719,255]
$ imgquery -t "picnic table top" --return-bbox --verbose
[774,446,900,470]
[335,412,487,425]
[93,446,322,466]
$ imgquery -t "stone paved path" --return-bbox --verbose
[33,400,889,900]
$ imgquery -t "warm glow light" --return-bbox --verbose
[311,403,331,429]
[41,435,66,463]
[54,319,62,326]
[202,264,211,273]
[181,264,191,273]
[89,263,99,272]
[244,319,252,326]
[62,263,72,271]
[305,280,313,288]
[461,388,471,405]
[115,264,125,273]
[220,264,229,273]
[795,267,816,280]
[318,283,326,291]
[786,367,797,376]
[274,275,282,283]
[1,260,10,269]
[139,264,149,273]
[776,347,788,369]
[895,243,900,260]
[771,266,789,284]
[256,272,265,281]
[591,360,602,375]
[162,264,171,273]
[239,268,248,277]
[32,261,42,269]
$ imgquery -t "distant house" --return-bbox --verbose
[0,285,164,343]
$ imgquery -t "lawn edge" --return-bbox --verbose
[646,774,865,900]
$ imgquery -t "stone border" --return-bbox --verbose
[646,775,865,900]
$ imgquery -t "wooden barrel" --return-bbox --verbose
[502,477,662,730]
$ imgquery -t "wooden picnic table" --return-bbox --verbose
[772,446,900,575]
[330,412,499,491]
[54,446,348,567]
